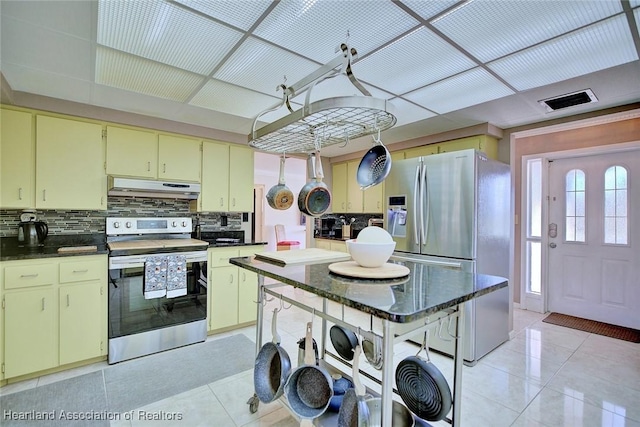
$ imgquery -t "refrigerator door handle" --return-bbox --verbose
[421,163,428,244]
[413,163,420,245]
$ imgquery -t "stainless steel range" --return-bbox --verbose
[107,217,208,364]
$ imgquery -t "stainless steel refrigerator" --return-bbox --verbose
[385,149,510,365]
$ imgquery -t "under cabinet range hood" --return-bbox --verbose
[107,177,200,200]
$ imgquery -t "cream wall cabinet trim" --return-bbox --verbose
[1,109,34,209]
[35,116,105,210]
[106,126,157,178]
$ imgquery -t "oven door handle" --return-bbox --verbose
[109,251,207,269]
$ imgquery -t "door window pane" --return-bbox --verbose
[527,159,542,237]
[604,166,628,244]
[565,169,586,242]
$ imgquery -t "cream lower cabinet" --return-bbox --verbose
[315,239,331,250]
[1,108,34,209]
[330,240,348,253]
[1,255,107,380]
[200,142,254,213]
[207,245,264,332]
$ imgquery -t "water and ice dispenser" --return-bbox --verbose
[386,195,407,238]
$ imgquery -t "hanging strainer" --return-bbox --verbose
[356,127,392,190]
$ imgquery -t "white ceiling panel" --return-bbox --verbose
[213,37,319,95]
[1,15,92,80]
[405,68,514,114]
[189,79,280,118]
[253,0,420,63]
[97,0,243,75]
[1,63,93,104]
[631,0,640,7]
[432,0,623,62]
[173,0,272,31]
[399,0,460,20]
[388,98,437,126]
[95,47,204,102]
[0,0,94,39]
[489,15,638,91]
[353,27,476,95]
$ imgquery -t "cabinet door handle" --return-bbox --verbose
[220,197,223,206]
[242,272,246,281]
[229,274,233,284]
[233,198,236,207]
[377,201,380,209]
[66,294,70,307]
[147,161,151,171]
[18,187,22,200]
[42,190,46,201]
[163,163,166,173]
[20,273,38,278]
[73,269,89,273]
[41,297,45,311]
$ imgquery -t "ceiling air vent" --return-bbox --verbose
[539,89,598,112]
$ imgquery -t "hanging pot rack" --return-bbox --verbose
[248,43,396,154]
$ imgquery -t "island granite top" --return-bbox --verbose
[230,256,508,323]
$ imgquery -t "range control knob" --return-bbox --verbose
[172,221,178,227]
[113,222,120,229]
[126,222,132,228]
[181,221,187,227]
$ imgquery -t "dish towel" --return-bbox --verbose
[144,255,167,299]
[166,254,187,298]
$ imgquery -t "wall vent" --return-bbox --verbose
[539,89,598,112]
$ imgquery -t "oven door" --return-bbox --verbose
[108,251,207,340]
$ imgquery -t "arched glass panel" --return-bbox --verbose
[604,166,628,244]
[565,169,585,242]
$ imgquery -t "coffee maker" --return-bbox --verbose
[17,211,48,247]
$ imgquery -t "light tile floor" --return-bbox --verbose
[2,284,639,427]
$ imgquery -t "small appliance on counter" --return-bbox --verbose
[17,211,48,247]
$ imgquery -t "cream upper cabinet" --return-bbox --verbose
[200,142,254,212]
[331,163,347,212]
[437,135,498,159]
[404,143,439,159]
[346,160,363,213]
[229,145,254,212]
[106,126,157,178]
[200,141,230,211]
[1,109,34,208]
[363,183,383,213]
[35,115,105,210]
[158,134,201,182]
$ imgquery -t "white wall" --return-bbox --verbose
[254,152,308,251]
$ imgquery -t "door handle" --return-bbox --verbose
[549,242,557,248]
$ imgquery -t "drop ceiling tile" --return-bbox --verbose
[399,0,460,20]
[388,98,437,126]
[1,63,93,104]
[1,15,92,80]
[97,0,243,75]
[405,68,514,114]
[95,47,204,102]
[0,0,94,39]
[213,37,319,95]
[488,15,638,91]
[252,0,420,63]
[432,0,623,62]
[631,0,640,7]
[173,0,272,30]
[288,74,393,105]
[353,27,476,95]
[189,79,281,119]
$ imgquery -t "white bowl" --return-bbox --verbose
[356,226,393,243]
[346,239,396,268]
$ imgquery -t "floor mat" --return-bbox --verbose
[104,333,256,413]
[542,312,640,343]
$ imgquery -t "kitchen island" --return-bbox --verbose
[230,255,508,427]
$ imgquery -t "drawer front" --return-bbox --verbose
[59,258,105,283]
[238,245,265,258]
[208,248,240,268]
[4,263,57,289]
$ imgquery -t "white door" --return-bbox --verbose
[547,150,640,329]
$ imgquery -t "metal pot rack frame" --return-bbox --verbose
[250,279,466,427]
[249,43,397,154]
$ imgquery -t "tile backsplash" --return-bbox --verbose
[0,197,243,237]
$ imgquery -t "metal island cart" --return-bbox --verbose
[230,254,508,427]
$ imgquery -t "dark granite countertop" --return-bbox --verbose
[194,231,267,248]
[230,255,508,323]
[0,234,108,261]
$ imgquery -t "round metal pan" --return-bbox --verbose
[253,308,292,403]
[330,325,358,361]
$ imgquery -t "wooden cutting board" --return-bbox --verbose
[57,245,98,253]
[328,261,410,279]
[255,248,351,265]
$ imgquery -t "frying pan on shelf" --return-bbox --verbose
[395,330,452,421]
[253,308,292,403]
